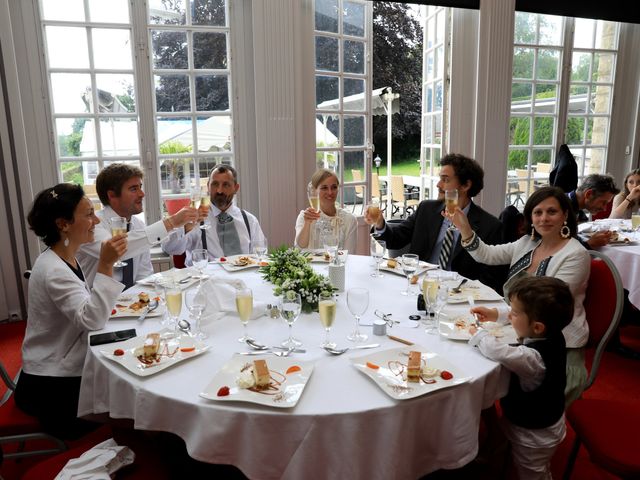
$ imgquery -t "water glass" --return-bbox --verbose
[322,230,339,264]
[236,287,253,342]
[319,292,337,348]
[253,238,268,264]
[347,288,369,342]
[192,248,209,281]
[429,284,449,335]
[422,272,439,333]
[370,238,386,278]
[400,253,419,296]
[280,291,302,348]
[184,286,207,339]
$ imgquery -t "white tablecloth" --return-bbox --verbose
[78,255,509,480]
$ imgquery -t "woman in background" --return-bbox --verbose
[15,183,126,439]
[295,169,357,253]
[609,168,640,219]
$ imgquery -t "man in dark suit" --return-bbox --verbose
[365,153,507,294]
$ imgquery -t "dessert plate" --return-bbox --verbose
[439,316,518,343]
[218,254,265,271]
[137,268,200,289]
[307,250,348,263]
[99,329,209,377]
[445,280,502,304]
[200,355,314,408]
[378,259,437,277]
[110,292,164,319]
[350,347,471,400]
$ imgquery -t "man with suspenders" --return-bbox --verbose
[162,164,267,265]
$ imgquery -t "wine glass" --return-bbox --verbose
[307,182,319,212]
[370,237,386,278]
[322,230,339,265]
[319,291,337,348]
[199,186,211,230]
[184,286,207,339]
[444,189,459,231]
[431,284,449,335]
[280,291,302,348]
[164,282,183,331]
[423,272,440,333]
[366,199,381,224]
[109,216,128,268]
[235,287,253,342]
[192,248,209,281]
[347,287,369,342]
[253,238,268,264]
[400,253,419,296]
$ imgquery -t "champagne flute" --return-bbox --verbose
[164,282,183,331]
[347,287,369,342]
[192,248,209,281]
[422,272,440,333]
[444,189,459,231]
[367,199,381,224]
[307,182,319,212]
[370,237,386,278]
[280,291,302,348]
[236,287,253,342]
[184,286,207,339]
[431,284,449,335]
[109,216,128,268]
[190,188,201,225]
[400,253,419,296]
[199,187,211,230]
[319,291,337,348]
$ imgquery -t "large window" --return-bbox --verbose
[39,0,233,209]
[314,0,372,212]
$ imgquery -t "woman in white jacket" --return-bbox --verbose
[15,183,127,439]
[449,186,590,404]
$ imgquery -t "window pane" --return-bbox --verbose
[436,46,444,78]
[514,12,536,44]
[436,11,445,44]
[57,118,92,157]
[316,36,339,71]
[538,16,562,45]
[315,0,338,33]
[88,0,129,23]
[574,18,595,49]
[95,74,136,113]
[591,86,611,114]
[569,85,589,114]
[343,2,365,37]
[533,149,552,165]
[149,0,186,25]
[595,21,618,49]
[425,85,433,113]
[533,117,554,145]
[509,117,530,145]
[344,150,365,175]
[508,149,528,169]
[585,147,606,174]
[434,81,443,110]
[158,117,193,153]
[424,116,433,143]
[434,114,442,144]
[537,49,559,80]
[152,31,188,69]
[195,75,229,111]
[344,40,364,74]
[534,84,556,114]
[100,117,139,156]
[92,29,133,70]
[50,73,91,113]
[426,17,434,49]
[425,52,434,80]
[192,0,226,27]
[155,74,190,112]
[41,0,85,21]
[193,32,227,69]
[344,115,364,146]
[592,53,615,83]
[61,161,95,184]
[316,75,340,109]
[566,117,585,144]
[316,150,339,170]
[196,115,232,152]
[160,156,193,194]
[45,26,89,68]
[571,52,591,82]
[316,115,339,148]
[511,82,532,113]
[344,78,365,111]
[513,48,534,79]
[590,117,608,145]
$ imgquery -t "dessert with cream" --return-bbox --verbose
[407,351,422,383]
[253,359,271,389]
[138,292,150,304]
[143,333,161,358]
[386,258,397,268]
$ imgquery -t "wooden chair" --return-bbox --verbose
[535,162,551,173]
[351,169,365,212]
[371,173,388,211]
[390,175,419,218]
[563,250,628,479]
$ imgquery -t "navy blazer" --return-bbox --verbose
[376,200,508,294]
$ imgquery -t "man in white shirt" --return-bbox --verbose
[162,164,267,264]
[77,164,197,288]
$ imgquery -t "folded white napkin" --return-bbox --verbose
[55,438,134,480]
[199,276,268,323]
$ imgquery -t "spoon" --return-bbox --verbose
[178,275,193,284]
[323,343,380,355]
[272,347,295,357]
[245,338,306,353]
[137,299,159,323]
[177,319,194,336]
[468,295,481,327]
[450,278,468,294]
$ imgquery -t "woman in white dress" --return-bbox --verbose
[295,169,357,253]
[15,183,127,439]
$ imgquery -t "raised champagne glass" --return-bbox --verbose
[444,189,458,231]
[199,187,211,230]
[319,291,337,348]
[367,199,381,224]
[307,182,319,212]
[190,188,201,225]
[109,216,128,267]
[236,287,253,342]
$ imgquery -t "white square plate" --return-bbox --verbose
[307,250,349,263]
[378,259,438,277]
[199,355,314,408]
[446,281,502,304]
[218,254,265,271]
[439,316,518,343]
[350,347,471,400]
[99,329,209,377]
[137,269,200,289]
[110,292,164,319]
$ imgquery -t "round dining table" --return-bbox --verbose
[78,254,509,480]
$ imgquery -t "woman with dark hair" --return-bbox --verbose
[449,186,590,404]
[15,183,127,439]
[609,168,640,219]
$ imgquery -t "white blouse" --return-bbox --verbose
[294,208,357,253]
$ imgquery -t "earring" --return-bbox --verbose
[560,221,571,239]
[63,236,69,247]
[530,225,536,241]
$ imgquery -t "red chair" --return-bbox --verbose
[563,250,629,479]
[0,362,67,466]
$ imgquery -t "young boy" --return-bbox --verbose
[469,276,573,480]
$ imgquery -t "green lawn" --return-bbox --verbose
[343,158,422,181]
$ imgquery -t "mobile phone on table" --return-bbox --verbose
[89,329,137,346]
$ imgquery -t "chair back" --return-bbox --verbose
[535,162,551,173]
[351,169,364,198]
[390,175,405,202]
[515,168,536,195]
[583,250,624,390]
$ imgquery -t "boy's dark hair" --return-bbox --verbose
[508,276,573,335]
[439,153,484,198]
[96,163,144,206]
[28,183,85,247]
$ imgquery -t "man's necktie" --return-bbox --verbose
[122,222,134,289]
[217,212,242,256]
[438,227,455,270]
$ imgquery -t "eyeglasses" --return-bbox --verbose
[374,310,396,327]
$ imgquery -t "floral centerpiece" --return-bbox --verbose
[259,246,335,313]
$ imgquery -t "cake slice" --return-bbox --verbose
[407,351,422,383]
[252,359,271,389]
[143,333,161,358]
